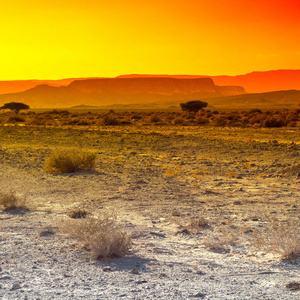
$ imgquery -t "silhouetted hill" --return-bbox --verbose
[206,90,300,109]
[0,78,103,94]
[0,78,246,108]
[118,70,300,93]
[1,69,299,96]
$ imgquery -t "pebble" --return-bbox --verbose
[11,282,21,290]
[192,292,206,298]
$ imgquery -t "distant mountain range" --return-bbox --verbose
[0,77,245,108]
[0,70,299,109]
[117,69,300,93]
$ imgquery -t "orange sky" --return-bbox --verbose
[0,0,299,80]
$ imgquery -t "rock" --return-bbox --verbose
[172,210,181,216]
[192,292,206,298]
[233,201,242,205]
[196,270,206,275]
[130,268,139,274]
[150,231,166,238]
[11,282,21,290]
[102,267,115,272]
[0,276,12,280]
[136,280,147,284]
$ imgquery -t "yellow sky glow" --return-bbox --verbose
[0,0,299,80]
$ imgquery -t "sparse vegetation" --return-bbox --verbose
[67,208,88,219]
[187,217,209,234]
[250,216,300,260]
[6,115,26,123]
[180,100,208,112]
[203,225,239,252]
[0,191,28,211]
[60,212,132,259]
[0,108,299,128]
[44,148,96,173]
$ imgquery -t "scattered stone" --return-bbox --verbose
[159,273,168,278]
[136,179,147,184]
[196,271,206,275]
[39,228,56,237]
[233,201,242,205]
[172,210,181,216]
[150,231,166,238]
[175,228,191,235]
[192,292,206,298]
[136,280,147,284]
[0,276,12,280]
[102,267,116,272]
[11,282,21,290]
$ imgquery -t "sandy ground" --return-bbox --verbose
[0,125,299,299]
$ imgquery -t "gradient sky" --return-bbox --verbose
[0,0,299,80]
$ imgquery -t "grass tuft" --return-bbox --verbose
[44,148,96,173]
[60,211,132,259]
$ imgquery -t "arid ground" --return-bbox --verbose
[0,124,299,299]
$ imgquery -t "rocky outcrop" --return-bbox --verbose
[69,78,216,95]
[216,85,246,95]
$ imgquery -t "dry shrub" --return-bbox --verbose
[188,217,209,234]
[172,117,185,125]
[0,191,27,211]
[263,117,286,128]
[67,208,88,219]
[44,148,96,173]
[195,116,209,125]
[7,115,25,123]
[286,281,300,291]
[102,115,120,125]
[149,114,161,123]
[60,212,132,259]
[250,216,300,260]
[203,226,238,252]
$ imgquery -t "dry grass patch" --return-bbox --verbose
[250,216,300,261]
[67,208,88,219]
[286,281,300,291]
[0,191,28,211]
[60,211,132,259]
[44,148,96,173]
[187,217,209,234]
[203,225,239,252]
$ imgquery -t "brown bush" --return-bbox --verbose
[250,216,300,261]
[0,191,28,211]
[60,212,132,259]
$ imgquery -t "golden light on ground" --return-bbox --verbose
[0,0,299,79]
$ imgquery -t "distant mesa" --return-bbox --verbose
[117,69,300,93]
[0,77,246,109]
[68,77,217,94]
[0,70,300,109]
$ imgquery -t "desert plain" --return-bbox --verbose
[0,120,299,299]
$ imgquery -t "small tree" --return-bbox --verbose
[180,100,208,113]
[0,102,30,114]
